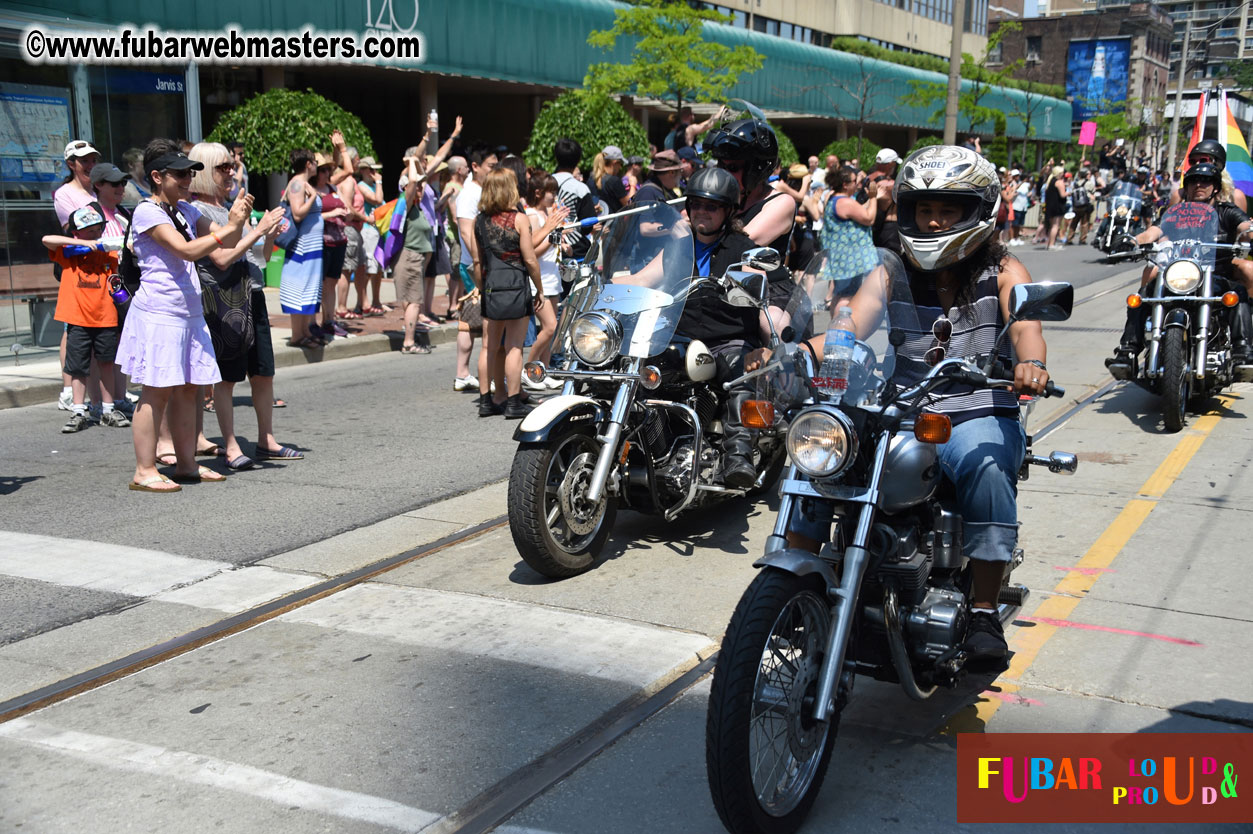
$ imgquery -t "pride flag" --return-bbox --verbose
[1218,89,1253,198]
[1179,89,1207,185]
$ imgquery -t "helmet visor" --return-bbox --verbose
[896,191,987,238]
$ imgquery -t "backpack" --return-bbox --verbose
[1073,182,1091,207]
[663,128,678,151]
[116,205,142,294]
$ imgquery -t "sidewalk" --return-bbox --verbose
[0,280,461,411]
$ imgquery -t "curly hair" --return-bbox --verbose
[909,236,1012,320]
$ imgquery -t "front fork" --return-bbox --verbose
[584,358,641,504]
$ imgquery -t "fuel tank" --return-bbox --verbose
[879,434,940,513]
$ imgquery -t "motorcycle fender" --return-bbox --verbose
[753,548,840,595]
[1162,309,1189,331]
[512,395,606,443]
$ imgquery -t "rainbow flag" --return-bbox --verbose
[1179,89,1207,186]
[1219,89,1253,198]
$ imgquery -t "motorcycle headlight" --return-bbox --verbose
[786,408,858,479]
[1164,260,1201,294]
[1116,205,1129,217]
[571,312,622,367]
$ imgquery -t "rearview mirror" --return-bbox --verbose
[1010,282,1074,322]
[742,247,781,273]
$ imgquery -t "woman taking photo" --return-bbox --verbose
[819,167,890,289]
[314,152,350,341]
[473,168,545,418]
[278,149,325,348]
[188,142,297,469]
[117,139,253,492]
[523,173,569,383]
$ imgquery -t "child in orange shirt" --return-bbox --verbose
[42,202,129,432]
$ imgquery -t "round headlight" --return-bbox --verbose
[786,408,857,478]
[1164,260,1201,294]
[571,312,622,367]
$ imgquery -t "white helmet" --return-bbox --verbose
[894,145,1001,272]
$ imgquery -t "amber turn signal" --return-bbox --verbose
[619,440,632,465]
[914,413,952,444]
[1222,291,1240,308]
[1126,294,1142,309]
[740,400,775,429]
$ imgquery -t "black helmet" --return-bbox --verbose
[705,117,777,196]
[684,166,741,208]
[1183,161,1222,189]
[1189,139,1227,170]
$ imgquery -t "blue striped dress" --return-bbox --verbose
[279,193,324,315]
[889,266,1018,425]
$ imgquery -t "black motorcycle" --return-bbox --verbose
[704,252,1078,834]
[507,205,790,578]
[1106,201,1253,431]
[1093,194,1145,261]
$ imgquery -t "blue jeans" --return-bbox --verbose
[790,415,1025,563]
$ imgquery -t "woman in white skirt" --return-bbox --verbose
[118,138,253,492]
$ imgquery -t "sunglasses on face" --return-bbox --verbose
[924,315,954,367]
[718,160,746,174]
[164,169,193,180]
[687,198,726,213]
[215,162,238,173]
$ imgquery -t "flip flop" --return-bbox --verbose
[226,454,256,471]
[273,398,287,408]
[156,453,178,466]
[340,309,363,320]
[170,465,226,484]
[364,306,385,317]
[129,475,182,493]
[400,344,431,355]
[196,444,221,457]
[203,399,216,413]
[255,445,303,460]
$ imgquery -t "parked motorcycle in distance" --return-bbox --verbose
[704,251,1077,834]
[506,204,792,579]
[1105,201,1253,432]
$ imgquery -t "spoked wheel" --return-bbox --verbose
[1161,327,1190,433]
[508,426,617,578]
[707,569,837,834]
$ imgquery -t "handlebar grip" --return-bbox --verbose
[1044,380,1064,398]
[951,368,989,387]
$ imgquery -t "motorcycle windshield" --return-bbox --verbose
[1110,194,1141,217]
[765,247,910,407]
[1156,201,1219,269]
[589,202,695,358]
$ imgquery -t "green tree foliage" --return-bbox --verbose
[523,90,649,172]
[584,0,764,115]
[206,89,375,176]
[906,135,944,159]
[902,23,1023,135]
[820,137,882,168]
[1225,59,1253,90]
[771,122,798,169]
[830,35,1064,98]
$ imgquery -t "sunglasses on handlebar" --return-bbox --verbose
[923,315,954,367]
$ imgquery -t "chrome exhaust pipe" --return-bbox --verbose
[882,587,937,701]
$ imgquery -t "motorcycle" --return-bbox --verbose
[1105,201,1253,432]
[704,251,1078,834]
[1093,194,1145,260]
[506,204,792,578]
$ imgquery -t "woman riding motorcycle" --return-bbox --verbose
[756,145,1054,663]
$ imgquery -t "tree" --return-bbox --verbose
[820,137,882,169]
[903,22,1022,136]
[776,52,900,161]
[206,89,375,176]
[522,90,649,172]
[584,0,764,117]
[771,122,799,169]
[1225,59,1253,90]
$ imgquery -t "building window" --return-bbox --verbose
[1026,36,1042,63]
[987,40,1003,64]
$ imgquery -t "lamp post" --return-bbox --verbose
[944,0,969,145]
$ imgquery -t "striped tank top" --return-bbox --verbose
[889,266,1018,425]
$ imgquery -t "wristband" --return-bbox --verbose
[1018,359,1047,371]
[212,232,224,246]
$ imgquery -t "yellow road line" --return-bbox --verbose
[940,394,1234,735]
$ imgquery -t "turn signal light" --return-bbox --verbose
[619,441,632,464]
[639,365,662,390]
[524,361,546,383]
[914,413,952,444]
[740,400,775,429]
[1127,294,1142,309]
[1222,291,1240,307]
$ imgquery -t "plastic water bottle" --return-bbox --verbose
[818,306,855,402]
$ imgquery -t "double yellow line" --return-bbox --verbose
[941,393,1236,735]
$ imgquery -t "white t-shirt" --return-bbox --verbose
[526,207,561,296]
[1013,182,1031,213]
[455,177,482,267]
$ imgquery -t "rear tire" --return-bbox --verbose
[1162,327,1189,433]
[706,569,837,834]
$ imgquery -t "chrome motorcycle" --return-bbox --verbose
[704,252,1078,834]
[1105,201,1253,432]
[1094,194,1145,260]
[507,205,790,579]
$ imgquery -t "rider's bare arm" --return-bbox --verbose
[998,258,1050,395]
[1135,225,1163,245]
[742,194,794,246]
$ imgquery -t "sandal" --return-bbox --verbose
[156,453,178,467]
[364,306,385,317]
[286,336,323,350]
[254,445,303,460]
[400,344,432,355]
[170,465,226,484]
[196,444,221,457]
[340,309,363,320]
[129,475,181,493]
[203,398,215,414]
[273,398,287,409]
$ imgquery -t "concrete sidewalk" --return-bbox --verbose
[0,283,461,411]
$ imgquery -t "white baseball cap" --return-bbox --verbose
[875,148,900,165]
[63,139,99,160]
[1010,169,1021,176]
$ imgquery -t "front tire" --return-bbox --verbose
[508,427,617,578]
[1162,327,1189,433]
[706,569,837,834]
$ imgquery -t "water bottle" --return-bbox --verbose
[818,306,855,402]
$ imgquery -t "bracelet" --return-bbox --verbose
[211,232,224,246]
[1018,359,1047,371]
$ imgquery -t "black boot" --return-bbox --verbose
[1229,296,1253,362]
[478,393,504,418]
[1105,305,1146,370]
[503,393,534,419]
[720,392,757,489]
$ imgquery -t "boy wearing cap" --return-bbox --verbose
[599,146,630,210]
[42,203,128,432]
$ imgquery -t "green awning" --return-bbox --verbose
[10,0,1072,140]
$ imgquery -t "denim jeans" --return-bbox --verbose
[790,415,1025,563]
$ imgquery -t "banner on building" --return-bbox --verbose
[1065,38,1131,121]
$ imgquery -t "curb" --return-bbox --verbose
[0,322,460,412]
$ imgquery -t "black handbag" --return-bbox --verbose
[476,214,533,321]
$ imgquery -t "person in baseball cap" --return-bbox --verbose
[601,145,625,163]
[89,162,129,187]
[635,150,683,201]
[597,146,629,209]
[56,139,103,231]
[64,139,100,162]
[89,164,131,238]
[676,146,702,183]
[874,148,901,166]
